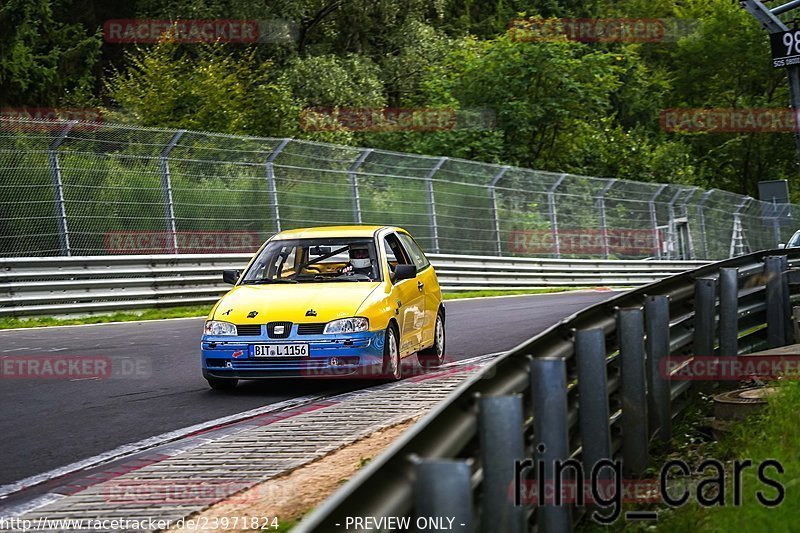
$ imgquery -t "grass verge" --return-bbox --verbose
[0,287,605,329]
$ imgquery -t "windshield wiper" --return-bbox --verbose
[242,278,298,284]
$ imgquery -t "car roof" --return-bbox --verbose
[272,225,407,240]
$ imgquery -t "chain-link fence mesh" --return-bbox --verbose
[0,119,795,259]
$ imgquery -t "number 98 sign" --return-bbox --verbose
[770,30,800,68]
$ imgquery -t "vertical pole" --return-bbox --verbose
[266,138,290,233]
[719,268,739,357]
[697,190,713,260]
[693,278,717,357]
[649,185,667,260]
[548,174,567,258]
[414,460,473,531]
[489,166,510,256]
[645,295,671,444]
[575,329,612,478]
[159,130,185,254]
[765,255,786,348]
[598,179,616,259]
[681,187,699,260]
[48,120,76,256]
[348,149,372,224]
[666,188,684,260]
[780,255,794,344]
[425,157,447,254]
[479,395,525,533]
[730,197,753,258]
[530,357,572,532]
[617,307,649,476]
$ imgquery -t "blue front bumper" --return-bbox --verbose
[201,327,386,379]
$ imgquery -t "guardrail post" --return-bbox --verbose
[266,138,290,233]
[48,120,76,256]
[159,129,185,253]
[617,307,648,476]
[765,255,786,348]
[645,295,671,444]
[719,268,739,357]
[414,459,473,531]
[575,329,612,479]
[780,255,794,344]
[697,190,713,260]
[598,179,616,260]
[348,149,372,224]
[530,357,572,532]
[425,157,447,253]
[489,166,510,256]
[694,277,717,357]
[649,185,667,259]
[478,395,525,533]
[548,174,567,258]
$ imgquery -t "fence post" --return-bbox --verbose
[649,185,667,260]
[729,196,753,257]
[159,129,185,253]
[666,188,685,260]
[489,166,510,256]
[697,190,713,260]
[414,459,473,531]
[348,149,372,224]
[575,329,612,479]
[719,268,739,357]
[425,157,447,253]
[682,187,699,259]
[765,255,786,348]
[617,307,649,476]
[548,174,567,258]
[530,357,572,532]
[48,120,76,256]
[772,203,789,247]
[478,395,525,533]
[598,179,616,259]
[694,278,717,357]
[265,138,291,233]
[645,295,671,444]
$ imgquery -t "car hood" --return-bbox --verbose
[212,282,382,324]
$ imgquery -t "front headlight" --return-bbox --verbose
[204,320,237,336]
[323,317,369,334]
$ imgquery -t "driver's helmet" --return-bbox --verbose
[349,244,371,269]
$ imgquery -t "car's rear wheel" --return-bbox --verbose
[418,311,445,368]
[382,324,402,381]
[207,377,238,390]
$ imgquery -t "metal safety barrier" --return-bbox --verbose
[293,248,799,533]
[0,254,706,317]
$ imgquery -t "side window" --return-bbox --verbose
[383,234,411,272]
[398,234,430,271]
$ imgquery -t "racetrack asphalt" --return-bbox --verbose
[0,290,616,486]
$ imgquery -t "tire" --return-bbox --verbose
[381,323,402,381]
[417,310,445,368]
[207,377,238,390]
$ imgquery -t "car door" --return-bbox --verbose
[383,233,424,354]
[397,232,440,349]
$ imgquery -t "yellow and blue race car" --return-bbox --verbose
[201,226,445,389]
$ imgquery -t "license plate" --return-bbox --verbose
[252,344,309,357]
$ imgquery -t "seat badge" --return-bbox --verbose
[274,325,285,335]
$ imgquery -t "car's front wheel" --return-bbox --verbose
[207,377,238,390]
[417,311,445,368]
[382,323,402,381]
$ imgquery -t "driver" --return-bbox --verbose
[339,244,374,278]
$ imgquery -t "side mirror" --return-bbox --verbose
[393,264,416,282]
[778,243,786,249]
[222,269,241,284]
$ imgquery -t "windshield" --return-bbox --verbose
[241,237,381,283]
[789,231,800,248]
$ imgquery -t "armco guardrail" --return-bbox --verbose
[293,249,798,533]
[0,254,706,317]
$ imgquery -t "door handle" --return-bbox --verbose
[417,281,424,291]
